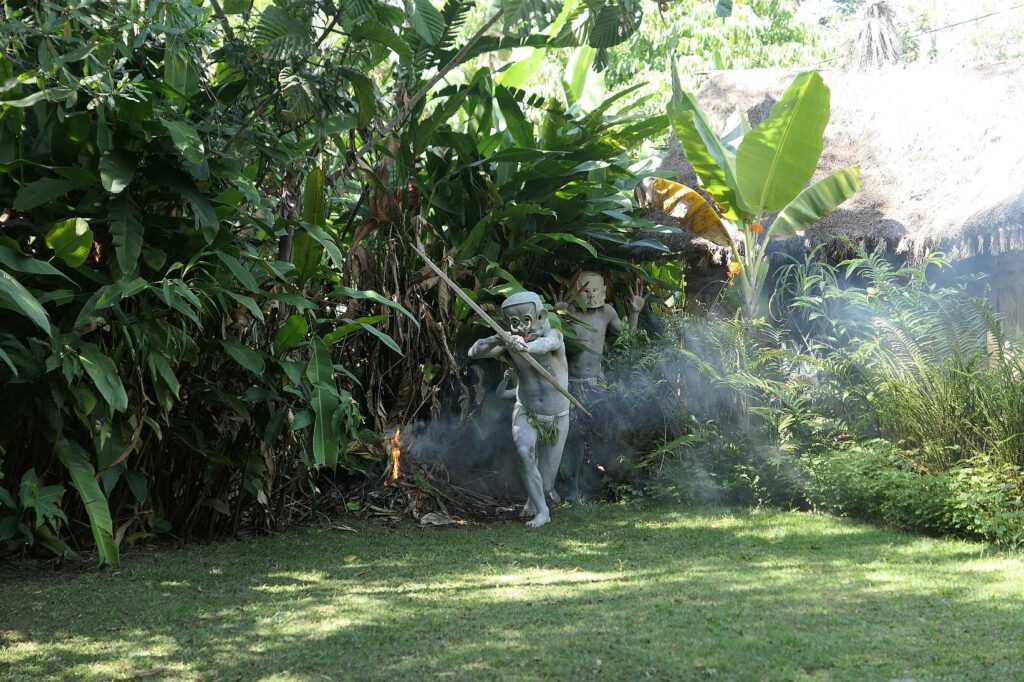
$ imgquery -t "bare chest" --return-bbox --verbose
[570,310,610,347]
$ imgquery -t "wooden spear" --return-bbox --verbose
[411,245,592,418]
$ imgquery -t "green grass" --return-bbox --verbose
[2,506,1023,681]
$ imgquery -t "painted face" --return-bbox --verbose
[579,273,606,309]
[503,302,541,337]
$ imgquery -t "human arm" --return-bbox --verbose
[522,328,564,355]
[623,278,649,328]
[550,277,582,314]
[495,368,517,399]
[607,304,625,337]
[607,293,646,338]
[468,334,508,359]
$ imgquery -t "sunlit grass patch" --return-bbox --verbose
[2,505,1022,681]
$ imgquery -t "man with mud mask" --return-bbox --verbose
[556,271,646,502]
[468,291,569,528]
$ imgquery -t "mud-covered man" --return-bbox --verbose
[468,291,569,528]
[557,271,646,501]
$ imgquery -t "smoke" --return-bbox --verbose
[397,252,1010,510]
[402,388,524,500]
[397,358,669,504]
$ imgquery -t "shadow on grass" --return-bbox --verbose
[2,507,1022,681]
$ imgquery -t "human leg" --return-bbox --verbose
[538,413,570,499]
[511,405,548,527]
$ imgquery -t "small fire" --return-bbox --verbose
[386,428,401,484]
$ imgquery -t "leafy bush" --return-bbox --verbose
[0,0,409,563]
[776,250,1024,469]
[946,457,1024,547]
[0,0,667,563]
[802,440,952,535]
[603,317,812,507]
[615,250,1024,547]
[803,441,1024,547]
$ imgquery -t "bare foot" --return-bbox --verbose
[524,510,551,528]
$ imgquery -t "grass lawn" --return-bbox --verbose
[2,505,1022,681]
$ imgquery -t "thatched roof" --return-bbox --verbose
[656,61,1024,265]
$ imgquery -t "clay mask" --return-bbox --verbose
[503,302,540,337]
[578,272,605,309]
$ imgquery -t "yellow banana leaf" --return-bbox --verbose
[635,177,733,247]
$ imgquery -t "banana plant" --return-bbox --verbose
[668,64,861,318]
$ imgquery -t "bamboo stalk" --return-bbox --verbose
[411,245,591,418]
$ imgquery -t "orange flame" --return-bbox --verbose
[386,428,401,484]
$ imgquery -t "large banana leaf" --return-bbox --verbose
[770,164,860,236]
[635,178,732,247]
[667,62,743,220]
[771,166,861,236]
[736,71,830,215]
[57,439,119,566]
[720,108,750,154]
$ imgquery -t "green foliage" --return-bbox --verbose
[0,0,669,562]
[419,79,670,286]
[619,252,1023,547]
[776,251,1024,470]
[350,65,678,425]
[606,0,829,115]
[0,0,421,562]
[668,68,860,317]
[802,440,953,536]
[803,441,1024,547]
[734,71,829,214]
[770,167,861,236]
[57,439,119,566]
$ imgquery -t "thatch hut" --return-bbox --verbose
[656,61,1024,328]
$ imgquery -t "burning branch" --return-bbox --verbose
[386,428,401,485]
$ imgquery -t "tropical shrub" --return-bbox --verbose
[775,251,1024,469]
[0,0,666,563]
[339,71,682,429]
[0,0,419,563]
[803,441,1024,547]
[667,67,860,318]
[802,440,953,536]
[619,251,1024,546]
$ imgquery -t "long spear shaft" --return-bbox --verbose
[411,245,591,418]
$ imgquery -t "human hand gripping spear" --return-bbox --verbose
[411,245,592,418]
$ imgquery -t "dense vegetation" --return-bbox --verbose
[609,253,1024,547]
[2,0,1021,568]
[0,0,676,563]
